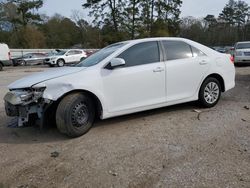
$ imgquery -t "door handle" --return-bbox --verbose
[199,60,208,65]
[153,67,164,73]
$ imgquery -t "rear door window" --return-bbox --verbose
[162,41,193,61]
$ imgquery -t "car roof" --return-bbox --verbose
[236,41,250,44]
[123,37,189,44]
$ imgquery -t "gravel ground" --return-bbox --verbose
[0,66,249,188]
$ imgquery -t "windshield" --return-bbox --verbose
[236,43,250,49]
[57,51,66,55]
[23,53,32,58]
[76,42,127,67]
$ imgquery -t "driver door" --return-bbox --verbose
[102,41,166,113]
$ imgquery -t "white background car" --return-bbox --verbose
[44,49,87,67]
[0,43,12,71]
[4,38,235,137]
[234,41,250,65]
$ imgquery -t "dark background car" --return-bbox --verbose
[12,53,47,66]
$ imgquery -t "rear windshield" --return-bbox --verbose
[236,43,250,49]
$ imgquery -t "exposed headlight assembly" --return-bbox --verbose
[5,87,46,105]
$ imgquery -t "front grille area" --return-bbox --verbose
[244,52,250,56]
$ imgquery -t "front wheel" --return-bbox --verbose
[56,93,95,137]
[199,77,221,108]
[20,60,26,66]
[57,59,65,67]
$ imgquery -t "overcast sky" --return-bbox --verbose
[40,0,250,20]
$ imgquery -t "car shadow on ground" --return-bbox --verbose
[0,102,198,145]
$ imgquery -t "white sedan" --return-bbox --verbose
[4,38,235,137]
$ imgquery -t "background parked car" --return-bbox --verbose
[234,41,250,65]
[44,49,87,67]
[212,46,226,53]
[85,49,99,57]
[0,43,12,71]
[12,53,47,66]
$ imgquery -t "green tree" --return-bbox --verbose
[83,0,125,32]
[155,0,182,33]
[7,25,46,48]
[6,0,43,27]
[204,14,217,28]
[41,14,80,48]
[219,0,237,25]
[122,0,141,39]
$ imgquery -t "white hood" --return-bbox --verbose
[8,67,85,89]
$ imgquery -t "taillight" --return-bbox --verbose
[230,55,234,64]
[8,52,11,60]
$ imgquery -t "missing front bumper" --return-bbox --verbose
[4,100,45,127]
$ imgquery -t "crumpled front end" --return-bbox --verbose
[4,87,51,127]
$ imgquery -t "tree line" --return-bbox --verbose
[0,0,249,49]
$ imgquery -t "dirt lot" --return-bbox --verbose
[0,66,249,188]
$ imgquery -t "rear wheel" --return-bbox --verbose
[56,93,95,137]
[199,77,221,108]
[0,63,2,71]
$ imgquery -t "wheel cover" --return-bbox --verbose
[58,60,64,66]
[71,102,89,128]
[204,82,219,104]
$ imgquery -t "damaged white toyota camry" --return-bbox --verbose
[4,38,235,137]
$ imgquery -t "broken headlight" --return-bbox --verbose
[6,87,46,105]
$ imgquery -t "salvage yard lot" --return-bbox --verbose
[0,66,249,188]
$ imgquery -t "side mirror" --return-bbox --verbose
[105,58,126,70]
[110,58,125,68]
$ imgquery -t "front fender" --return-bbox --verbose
[34,78,107,114]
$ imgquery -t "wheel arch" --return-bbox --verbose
[56,89,103,118]
[202,73,225,92]
[57,58,65,62]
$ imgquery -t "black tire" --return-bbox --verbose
[80,57,85,62]
[199,77,221,108]
[0,63,3,71]
[56,93,95,137]
[20,60,26,66]
[57,59,65,67]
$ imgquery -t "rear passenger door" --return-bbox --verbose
[162,40,210,102]
[65,50,76,63]
[74,50,84,62]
